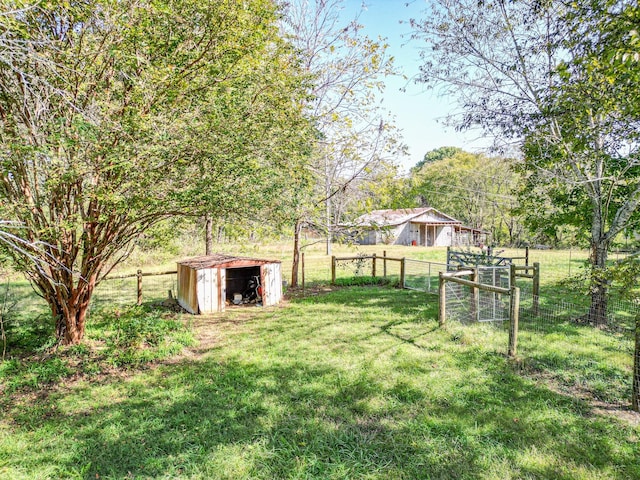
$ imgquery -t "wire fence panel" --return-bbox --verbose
[0,277,47,317]
[517,290,637,357]
[444,280,511,328]
[477,266,511,290]
[378,256,402,283]
[516,290,636,403]
[404,259,447,292]
[442,266,511,325]
[477,267,511,323]
[519,291,639,333]
[442,278,511,357]
[477,288,510,324]
[333,256,402,285]
[444,280,474,324]
[0,271,178,320]
[333,256,374,283]
[92,273,177,309]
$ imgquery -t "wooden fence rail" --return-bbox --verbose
[102,270,177,306]
[511,263,539,314]
[438,270,521,357]
[331,253,406,286]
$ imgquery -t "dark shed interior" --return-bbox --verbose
[225,266,261,301]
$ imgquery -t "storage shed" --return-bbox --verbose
[177,254,283,314]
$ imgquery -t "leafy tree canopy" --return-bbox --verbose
[0,0,311,344]
[412,0,640,323]
[410,148,522,245]
[411,146,463,172]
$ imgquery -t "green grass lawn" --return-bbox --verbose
[1,283,639,479]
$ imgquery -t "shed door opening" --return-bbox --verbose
[225,266,261,304]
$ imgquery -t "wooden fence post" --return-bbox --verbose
[508,286,520,357]
[400,257,406,289]
[331,256,336,285]
[525,246,529,266]
[383,250,387,278]
[533,262,540,315]
[471,268,479,322]
[439,272,446,327]
[509,263,516,289]
[372,253,377,278]
[137,269,143,306]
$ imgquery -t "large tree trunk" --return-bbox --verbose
[291,219,302,288]
[588,240,609,327]
[54,305,88,345]
[205,214,213,256]
[51,278,96,345]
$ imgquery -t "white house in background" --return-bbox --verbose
[350,207,488,247]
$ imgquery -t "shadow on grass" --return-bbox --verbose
[3,286,639,479]
[296,285,436,319]
[5,349,639,479]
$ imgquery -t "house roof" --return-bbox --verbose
[178,253,280,270]
[456,225,490,235]
[353,207,461,227]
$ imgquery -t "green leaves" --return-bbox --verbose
[0,0,314,343]
[409,148,522,245]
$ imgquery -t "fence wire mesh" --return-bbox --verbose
[444,280,473,324]
[404,259,447,293]
[442,279,638,404]
[517,290,637,354]
[478,267,511,323]
[443,266,512,326]
[444,280,511,328]
[378,256,402,283]
[444,276,638,346]
[0,271,178,322]
[333,255,402,285]
[91,273,177,309]
[516,290,638,405]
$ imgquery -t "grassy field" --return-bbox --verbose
[104,242,592,292]
[1,243,638,479]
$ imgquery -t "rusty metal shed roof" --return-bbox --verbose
[177,253,281,270]
[353,207,461,227]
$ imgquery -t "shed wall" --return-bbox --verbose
[197,267,223,314]
[435,226,453,246]
[177,264,199,314]
[355,231,377,245]
[178,257,283,314]
[395,223,414,245]
[263,263,283,306]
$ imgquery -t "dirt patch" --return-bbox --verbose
[173,305,282,360]
[285,285,341,299]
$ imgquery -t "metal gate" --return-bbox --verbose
[443,266,511,324]
[477,266,510,323]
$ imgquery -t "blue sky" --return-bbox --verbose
[343,0,491,172]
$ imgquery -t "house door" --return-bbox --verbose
[419,225,426,246]
[426,225,434,246]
